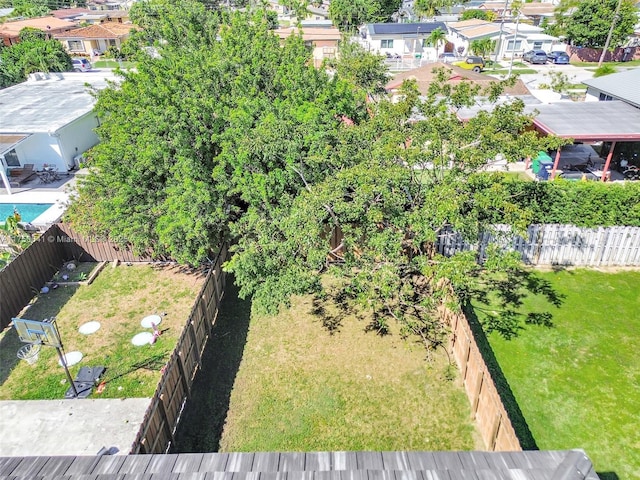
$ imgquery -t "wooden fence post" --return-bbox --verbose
[489,412,502,451]
[189,322,202,367]
[470,370,483,420]
[176,352,191,398]
[158,394,176,449]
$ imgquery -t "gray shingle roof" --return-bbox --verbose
[582,67,640,109]
[0,450,600,479]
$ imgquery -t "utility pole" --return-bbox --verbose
[508,0,522,77]
[493,0,510,65]
[597,0,624,68]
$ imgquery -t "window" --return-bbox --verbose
[533,41,543,49]
[381,39,394,48]
[4,149,20,167]
[67,40,85,52]
[599,93,613,101]
[506,40,522,51]
[108,39,117,46]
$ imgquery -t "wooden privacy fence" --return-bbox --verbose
[441,306,521,451]
[0,225,66,331]
[438,224,640,267]
[130,244,228,454]
[0,223,171,331]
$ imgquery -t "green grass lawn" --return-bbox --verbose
[216,285,481,452]
[0,263,204,399]
[471,269,640,479]
[93,59,137,69]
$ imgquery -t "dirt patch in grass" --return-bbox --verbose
[0,263,205,400]
[216,287,482,452]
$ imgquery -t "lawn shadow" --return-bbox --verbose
[0,284,79,387]
[172,277,251,452]
[596,472,619,480]
[463,302,538,450]
[469,268,564,340]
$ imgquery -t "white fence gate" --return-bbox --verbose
[437,224,640,266]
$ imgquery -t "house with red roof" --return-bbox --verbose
[54,21,137,55]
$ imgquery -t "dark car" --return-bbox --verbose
[546,51,570,64]
[522,50,548,64]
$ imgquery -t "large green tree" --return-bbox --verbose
[67,0,566,353]
[67,5,361,264]
[564,0,637,48]
[329,0,401,32]
[227,73,566,349]
[0,32,72,88]
[414,0,453,19]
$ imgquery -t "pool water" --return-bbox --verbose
[0,203,53,223]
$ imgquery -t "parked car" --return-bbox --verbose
[547,51,570,64]
[522,50,548,64]
[451,55,485,72]
[72,58,92,72]
[438,52,458,64]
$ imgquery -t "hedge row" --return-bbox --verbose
[470,174,640,227]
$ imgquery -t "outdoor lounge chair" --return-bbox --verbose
[8,164,36,187]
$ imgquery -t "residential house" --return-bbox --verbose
[386,62,533,98]
[273,26,341,68]
[87,0,134,11]
[447,19,560,58]
[498,22,560,58]
[583,68,640,108]
[54,21,137,55]
[50,8,131,24]
[520,2,556,26]
[360,22,449,60]
[446,19,502,56]
[0,71,116,192]
[0,17,76,46]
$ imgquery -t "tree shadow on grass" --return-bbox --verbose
[463,302,538,450]
[468,268,565,340]
[172,276,251,453]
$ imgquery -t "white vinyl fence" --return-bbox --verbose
[437,224,640,266]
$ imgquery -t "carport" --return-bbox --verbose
[532,101,640,180]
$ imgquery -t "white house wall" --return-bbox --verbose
[14,134,65,172]
[12,112,99,172]
[367,36,438,60]
[56,112,100,170]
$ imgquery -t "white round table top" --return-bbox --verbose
[58,351,83,367]
[78,321,101,335]
[131,331,154,346]
[141,314,162,329]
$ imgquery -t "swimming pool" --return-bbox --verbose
[0,203,53,223]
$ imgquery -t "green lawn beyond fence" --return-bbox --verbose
[472,269,640,480]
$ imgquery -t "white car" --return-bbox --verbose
[438,53,458,64]
[72,58,92,72]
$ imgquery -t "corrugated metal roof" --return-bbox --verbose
[458,24,503,39]
[0,450,599,479]
[533,100,640,140]
[369,22,447,35]
[582,68,640,108]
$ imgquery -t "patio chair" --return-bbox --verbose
[8,164,36,187]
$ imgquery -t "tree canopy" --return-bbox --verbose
[0,32,72,88]
[67,0,565,353]
[329,0,401,32]
[563,0,637,48]
[460,9,495,21]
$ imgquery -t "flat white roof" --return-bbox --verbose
[0,71,118,134]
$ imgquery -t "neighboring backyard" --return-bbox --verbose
[195,284,482,452]
[0,263,205,400]
[471,268,640,480]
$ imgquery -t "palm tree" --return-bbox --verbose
[428,27,447,59]
[414,0,452,20]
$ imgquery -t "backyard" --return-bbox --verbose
[470,268,640,480]
[0,262,205,400]
[220,287,480,452]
